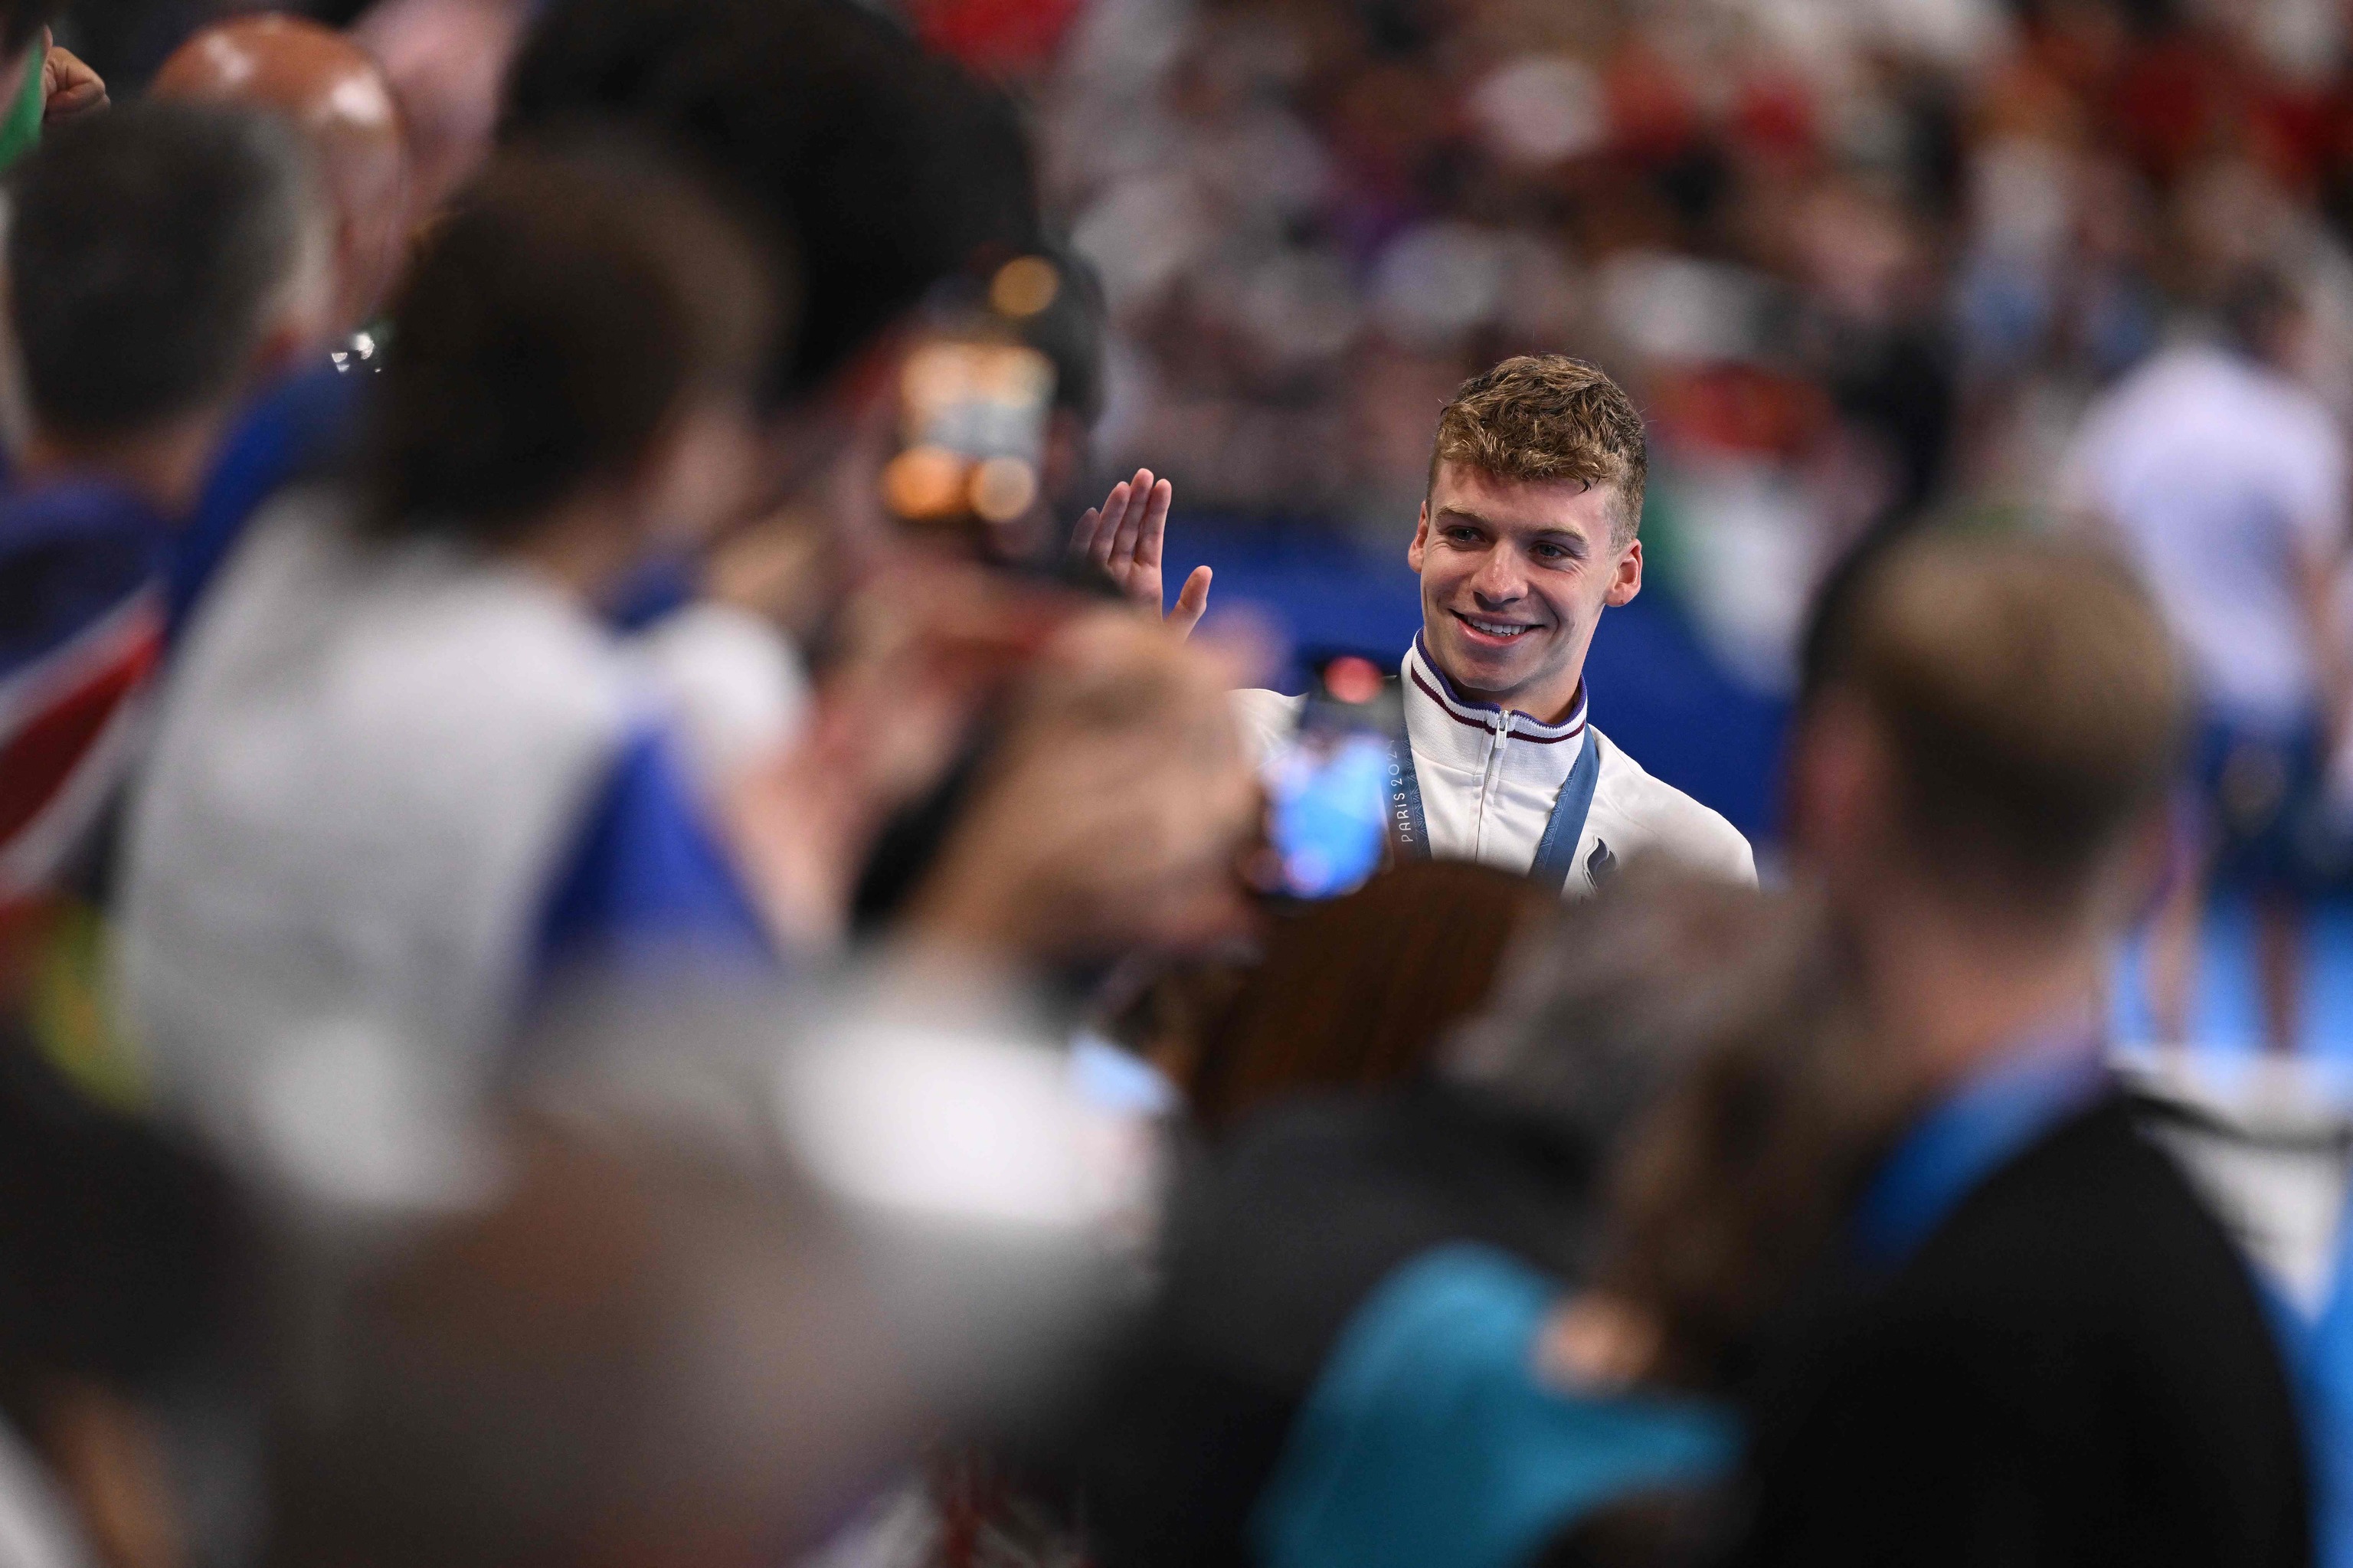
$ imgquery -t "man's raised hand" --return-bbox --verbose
[1070,466,1212,637]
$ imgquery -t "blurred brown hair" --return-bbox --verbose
[1186,861,1551,1132]
[1429,355,1647,544]
[265,1131,914,1568]
[371,136,781,545]
[1806,528,2186,915]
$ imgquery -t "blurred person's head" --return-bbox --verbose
[1444,866,1900,1398]
[149,15,409,341]
[367,139,779,597]
[264,1129,918,1568]
[502,0,1036,408]
[1186,862,1551,1133]
[502,0,1039,586]
[1409,356,1647,724]
[1787,529,2183,1033]
[5,101,329,511]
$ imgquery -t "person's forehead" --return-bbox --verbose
[1430,461,1616,535]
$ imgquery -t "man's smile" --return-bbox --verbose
[1451,609,1543,645]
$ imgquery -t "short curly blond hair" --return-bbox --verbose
[1428,355,1647,545]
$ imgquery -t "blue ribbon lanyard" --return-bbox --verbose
[1383,683,1601,895]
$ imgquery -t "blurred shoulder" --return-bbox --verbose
[1587,728,1755,886]
[1229,687,1305,767]
[165,486,638,772]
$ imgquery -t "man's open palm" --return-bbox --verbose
[1070,467,1212,637]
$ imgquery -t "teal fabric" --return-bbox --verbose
[1253,1243,1738,1568]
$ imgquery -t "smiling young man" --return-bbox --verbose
[1080,354,1752,894]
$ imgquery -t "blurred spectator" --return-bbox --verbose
[1750,528,2308,1566]
[503,0,1036,409]
[113,142,779,1174]
[2060,267,2350,1053]
[501,0,1047,740]
[502,0,1111,942]
[1184,860,1550,1132]
[0,102,326,1016]
[149,15,401,351]
[148,12,409,637]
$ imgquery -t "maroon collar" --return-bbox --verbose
[1407,635,1587,741]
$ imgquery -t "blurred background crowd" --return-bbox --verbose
[7,1,2353,1568]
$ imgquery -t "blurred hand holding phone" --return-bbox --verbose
[1262,654,1398,900]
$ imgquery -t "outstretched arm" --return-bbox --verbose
[1070,467,1212,637]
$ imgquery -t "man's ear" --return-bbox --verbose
[1407,500,1430,574]
[1605,538,1643,607]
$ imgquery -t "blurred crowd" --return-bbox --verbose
[1,2,2351,1568]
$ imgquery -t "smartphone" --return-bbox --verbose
[1261,654,1399,899]
[881,334,1057,556]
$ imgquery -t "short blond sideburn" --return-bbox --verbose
[1428,355,1648,545]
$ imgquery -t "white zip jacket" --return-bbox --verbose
[1230,640,1755,893]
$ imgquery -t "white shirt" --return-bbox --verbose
[116,493,652,1168]
[2060,343,2348,729]
[1229,640,1756,893]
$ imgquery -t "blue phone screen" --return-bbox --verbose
[1263,730,1390,899]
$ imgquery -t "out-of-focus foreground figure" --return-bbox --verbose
[1752,529,2309,1566]
[0,102,328,1092]
[147,12,411,646]
[112,139,777,1187]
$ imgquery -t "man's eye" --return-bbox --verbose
[1448,528,1482,542]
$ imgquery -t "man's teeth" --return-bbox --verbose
[1464,617,1530,637]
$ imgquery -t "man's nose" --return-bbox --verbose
[1470,549,1527,605]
